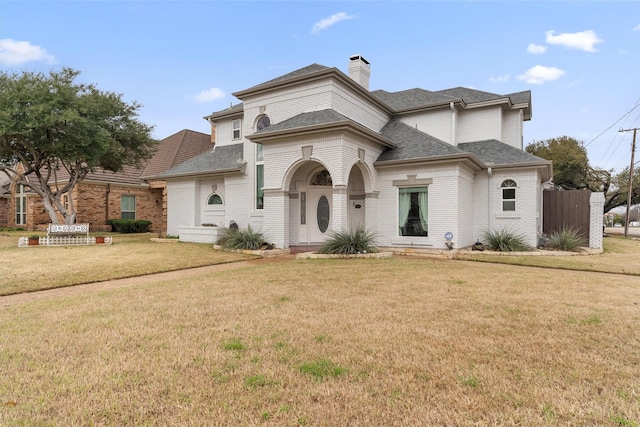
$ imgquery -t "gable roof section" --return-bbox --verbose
[205,102,244,121]
[246,109,395,148]
[371,88,456,111]
[155,144,245,179]
[458,139,552,180]
[376,120,477,165]
[371,87,531,120]
[141,129,212,177]
[458,139,546,166]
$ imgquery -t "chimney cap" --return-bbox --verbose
[349,55,369,65]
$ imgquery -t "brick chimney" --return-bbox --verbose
[348,55,370,90]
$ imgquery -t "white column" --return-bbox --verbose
[589,192,605,249]
[264,189,289,248]
[332,185,349,233]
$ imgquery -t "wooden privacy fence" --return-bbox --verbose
[543,189,591,238]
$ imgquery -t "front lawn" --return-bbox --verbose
[0,231,254,295]
[0,257,638,425]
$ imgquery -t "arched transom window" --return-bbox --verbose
[501,180,517,211]
[207,194,223,205]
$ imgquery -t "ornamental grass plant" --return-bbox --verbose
[546,226,586,251]
[216,225,267,250]
[482,227,533,252]
[317,226,378,254]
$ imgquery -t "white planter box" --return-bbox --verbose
[178,226,219,244]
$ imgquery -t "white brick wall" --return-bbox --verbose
[166,63,538,249]
[489,169,540,247]
[399,109,453,143]
[457,107,501,143]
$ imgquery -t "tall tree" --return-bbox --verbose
[0,68,156,224]
[526,136,638,212]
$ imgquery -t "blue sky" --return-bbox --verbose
[1,1,639,172]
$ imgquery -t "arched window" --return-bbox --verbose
[501,180,517,211]
[256,115,271,131]
[207,194,223,205]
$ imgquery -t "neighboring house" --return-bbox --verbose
[0,129,212,232]
[158,56,552,249]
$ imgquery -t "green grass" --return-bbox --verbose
[298,359,347,382]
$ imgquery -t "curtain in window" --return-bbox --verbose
[256,164,264,209]
[398,189,411,231]
[418,190,428,232]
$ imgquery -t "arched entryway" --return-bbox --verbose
[284,160,371,246]
[296,167,333,244]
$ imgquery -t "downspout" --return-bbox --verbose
[450,102,456,145]
[487,167,493,234]
[105,183,110,224]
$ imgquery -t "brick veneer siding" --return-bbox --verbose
[3,182,164,232]
[75,182,164,232]
[0,198,8,227]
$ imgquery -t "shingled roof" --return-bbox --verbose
[457,140,549,166]
[141,129,212,177]
[156,144,245,178]
[376,120,463,162]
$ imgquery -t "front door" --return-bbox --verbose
[302,186,332,243]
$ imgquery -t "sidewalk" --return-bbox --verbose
[605,227,640,237]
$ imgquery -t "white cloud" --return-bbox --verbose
[517,65,565,84]
[633,24,640,32]
[0,38,55,65]
[545,30,603,52]
[527,43,547,54]
[489,74,510,83]
[193,87,225,103]
[311,12,355,35]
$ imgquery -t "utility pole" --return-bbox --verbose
[619,128,638,237]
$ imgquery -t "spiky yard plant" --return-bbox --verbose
[547,226,585,251]
[216,225,266,250]
[482,227,533,252]
[318,226,378,255]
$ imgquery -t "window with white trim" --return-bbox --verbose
[121,195,136,220]
[15,184,26,225]
[62,193,70,211]
[501,180,517,211]
[398,186,428,237]
[207,194,223,205]
[232,119,241,140]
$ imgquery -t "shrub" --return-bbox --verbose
[546,226,585,251]
[216,225,266,250]
[482,228,533,252]
[107,219,152,233]
[318,226,378,255]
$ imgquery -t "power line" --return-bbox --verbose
[586,98,640,148]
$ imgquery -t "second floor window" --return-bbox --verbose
[232,119,241,140]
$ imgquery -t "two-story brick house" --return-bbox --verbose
[158,56,552,250]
